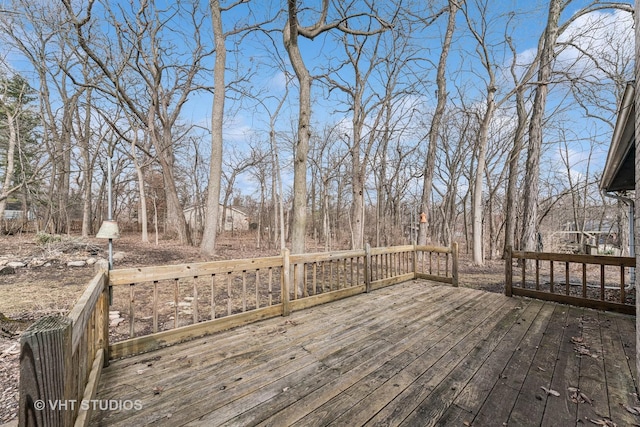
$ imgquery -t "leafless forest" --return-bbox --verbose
[0,0,635,265]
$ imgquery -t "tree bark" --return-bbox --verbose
[284,1,312,256]
[200,0,225,256]
[419,0,458,246]
[522,0,563,252]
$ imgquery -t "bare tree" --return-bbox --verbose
[284,0,390,258]
[521,0,633,252]
[418,1,458,246]
[61,0,216,244]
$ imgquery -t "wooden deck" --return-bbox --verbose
[90,281,638,426]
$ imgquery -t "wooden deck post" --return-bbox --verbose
[19,316,74,427]
[96,262,110,368]
[505,246,513,297]
[412,244,418,279]
[451,242,459,287]
[364,243,372,293]
[282,249,291,316]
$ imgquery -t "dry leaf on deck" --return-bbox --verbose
[588,418,617,427]
[541,386,560,397]
[620,403,640,416]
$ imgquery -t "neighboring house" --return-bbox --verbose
[2,200,34,221]
[184,204,249,232]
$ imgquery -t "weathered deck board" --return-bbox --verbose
[91,281,638,426]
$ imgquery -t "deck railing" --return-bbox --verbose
[18,244,457,426]
[106,243,458,358]
[19,263,109,427]
[505,246,635,315]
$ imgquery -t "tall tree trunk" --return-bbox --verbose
[522,0,563,252]
[504,86,527,256]
[131,137,149,243]
[80,89,93,238]
[284,2,312,256]
[201,0,225,255]
[419,0,458,245]
[472,89,496,265]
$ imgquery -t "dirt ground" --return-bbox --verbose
[0,233,504,424]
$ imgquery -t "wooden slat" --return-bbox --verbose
[576,312,609,422]
[539,305,582,425]
[108,256,284,285]
[441,299,544,424]
[290,249,365,264]
[511,251,635,267]
[596,311,639,426]
[507,304,571,426]
[73,349,104,427]
[472,302,556,425]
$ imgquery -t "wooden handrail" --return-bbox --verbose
[505,246,635,315]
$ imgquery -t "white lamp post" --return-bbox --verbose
[96,155,119,303]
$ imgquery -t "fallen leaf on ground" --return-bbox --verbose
[541,386,560,397]
[620,403,640,416]
[569,387,591,404]
[588,418,616,426]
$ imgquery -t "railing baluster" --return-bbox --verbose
[153,281,158,333]
[174,279,179,329]
[193,277,199,324]
[582,264,587,298]
[293,264,299,299]
[303,263,309,297]
[242,270,247,311]
[227,272,232,316]
[130,283,135,338]
[535,259,540,290]
[313,262,317,295]
[620,265,625,304]
[268,268,273,306]
[550,261,554,293]
[565,262,570,296]
[600,264,605,301]
[256,270,260,309]
[211,274,216,320]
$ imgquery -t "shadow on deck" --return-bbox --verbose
[91,281,638,426]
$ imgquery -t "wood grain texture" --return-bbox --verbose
[89,281,637,427]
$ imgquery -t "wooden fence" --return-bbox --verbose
[18,243,458,426]
[19,263,109,427]
[505,246,635,315]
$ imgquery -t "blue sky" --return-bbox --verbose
[2,0,635,204]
